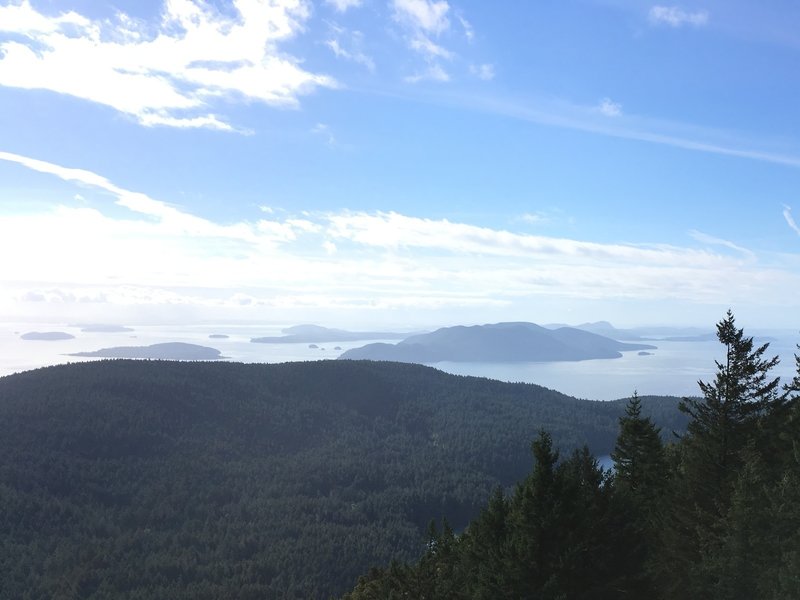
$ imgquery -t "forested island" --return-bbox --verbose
[68,341,223,360]
[340,321,655,363]
[20,331,75,340]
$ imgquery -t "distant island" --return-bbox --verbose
[638,351,654,356]
[71,324,134,333]
[545,321,714,342]
[208,334,229,339]
[658,333,718,342]
[68,342,223,360]
[21,331,75,341]
[251,324,412,344]
[558,320,646,341]
[339,322,656,363]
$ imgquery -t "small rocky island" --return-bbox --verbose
[21,331,75,341]
[68,342,223,360]
[209,334,229,339]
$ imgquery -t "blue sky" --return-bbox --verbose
[1,0,799,329]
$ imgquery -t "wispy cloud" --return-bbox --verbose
[2,152,798,319]
[519,212,550,225]
[326,211,738,268]
[469,63,495,81]
[409,35,455,59]
[435,92,800,170]
[783,205,800,235]
[325,34,376,71]
[649,5,710,28]
[404,64,450,83]
[391,0,459,79]
[392,0,451,35]
[457,14,474,42]
[311,123,336,146]
[597,97,622,117]
[689,229,755,259]
[0,0,336,130]
[325,0,363,12]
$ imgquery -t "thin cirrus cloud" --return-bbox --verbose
[325,0,363,12]
[649,5,710,28]
[0,0,336,130]
[325,36,376,71]
[597,98,623,117]
[445,91,800,170]
[469,63,495,81]
[783,205,800,236]
[3,150,796,317]
[391,0,464,83]
[688,229,755,259]
[404,64,450,83]
[391,0,451,35]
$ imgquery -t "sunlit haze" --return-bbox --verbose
[2,0,799,330]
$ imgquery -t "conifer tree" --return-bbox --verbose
[664,310,780,597]
[612,391,668,500]
[678,310,779,514]
[611,392,668,595]
[462,486,511,599]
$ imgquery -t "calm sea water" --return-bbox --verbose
[1,322,796,401]
[434,336,798,400]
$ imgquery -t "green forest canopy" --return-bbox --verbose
[0,358,684,599]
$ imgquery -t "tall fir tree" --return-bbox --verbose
[612,391,668,500]
[678,310,779,513]
[461,486,512,599]
[611,392,668,595]
[663,310,781,597]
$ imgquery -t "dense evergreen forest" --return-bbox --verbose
[343,312,800,599]
[0,358,684,599]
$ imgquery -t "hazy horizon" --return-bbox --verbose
[1,314,796,337]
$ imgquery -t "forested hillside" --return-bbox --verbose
[343,312,800,600]
[0,359,684,599]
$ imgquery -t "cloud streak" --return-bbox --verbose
[597,97,622,117]
[3,151,797,322]
[688,229,755,259]
[391,0,460,82]
[428,92,800,170]
[783,205,800,235]
[392,0,451,35]
[325,0,363,12]
[325,36,376,71]
[0,0,336,130]
[649,5,709,28]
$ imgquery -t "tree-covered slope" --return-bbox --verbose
[0,359,685,599]
[342,313,800,600]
